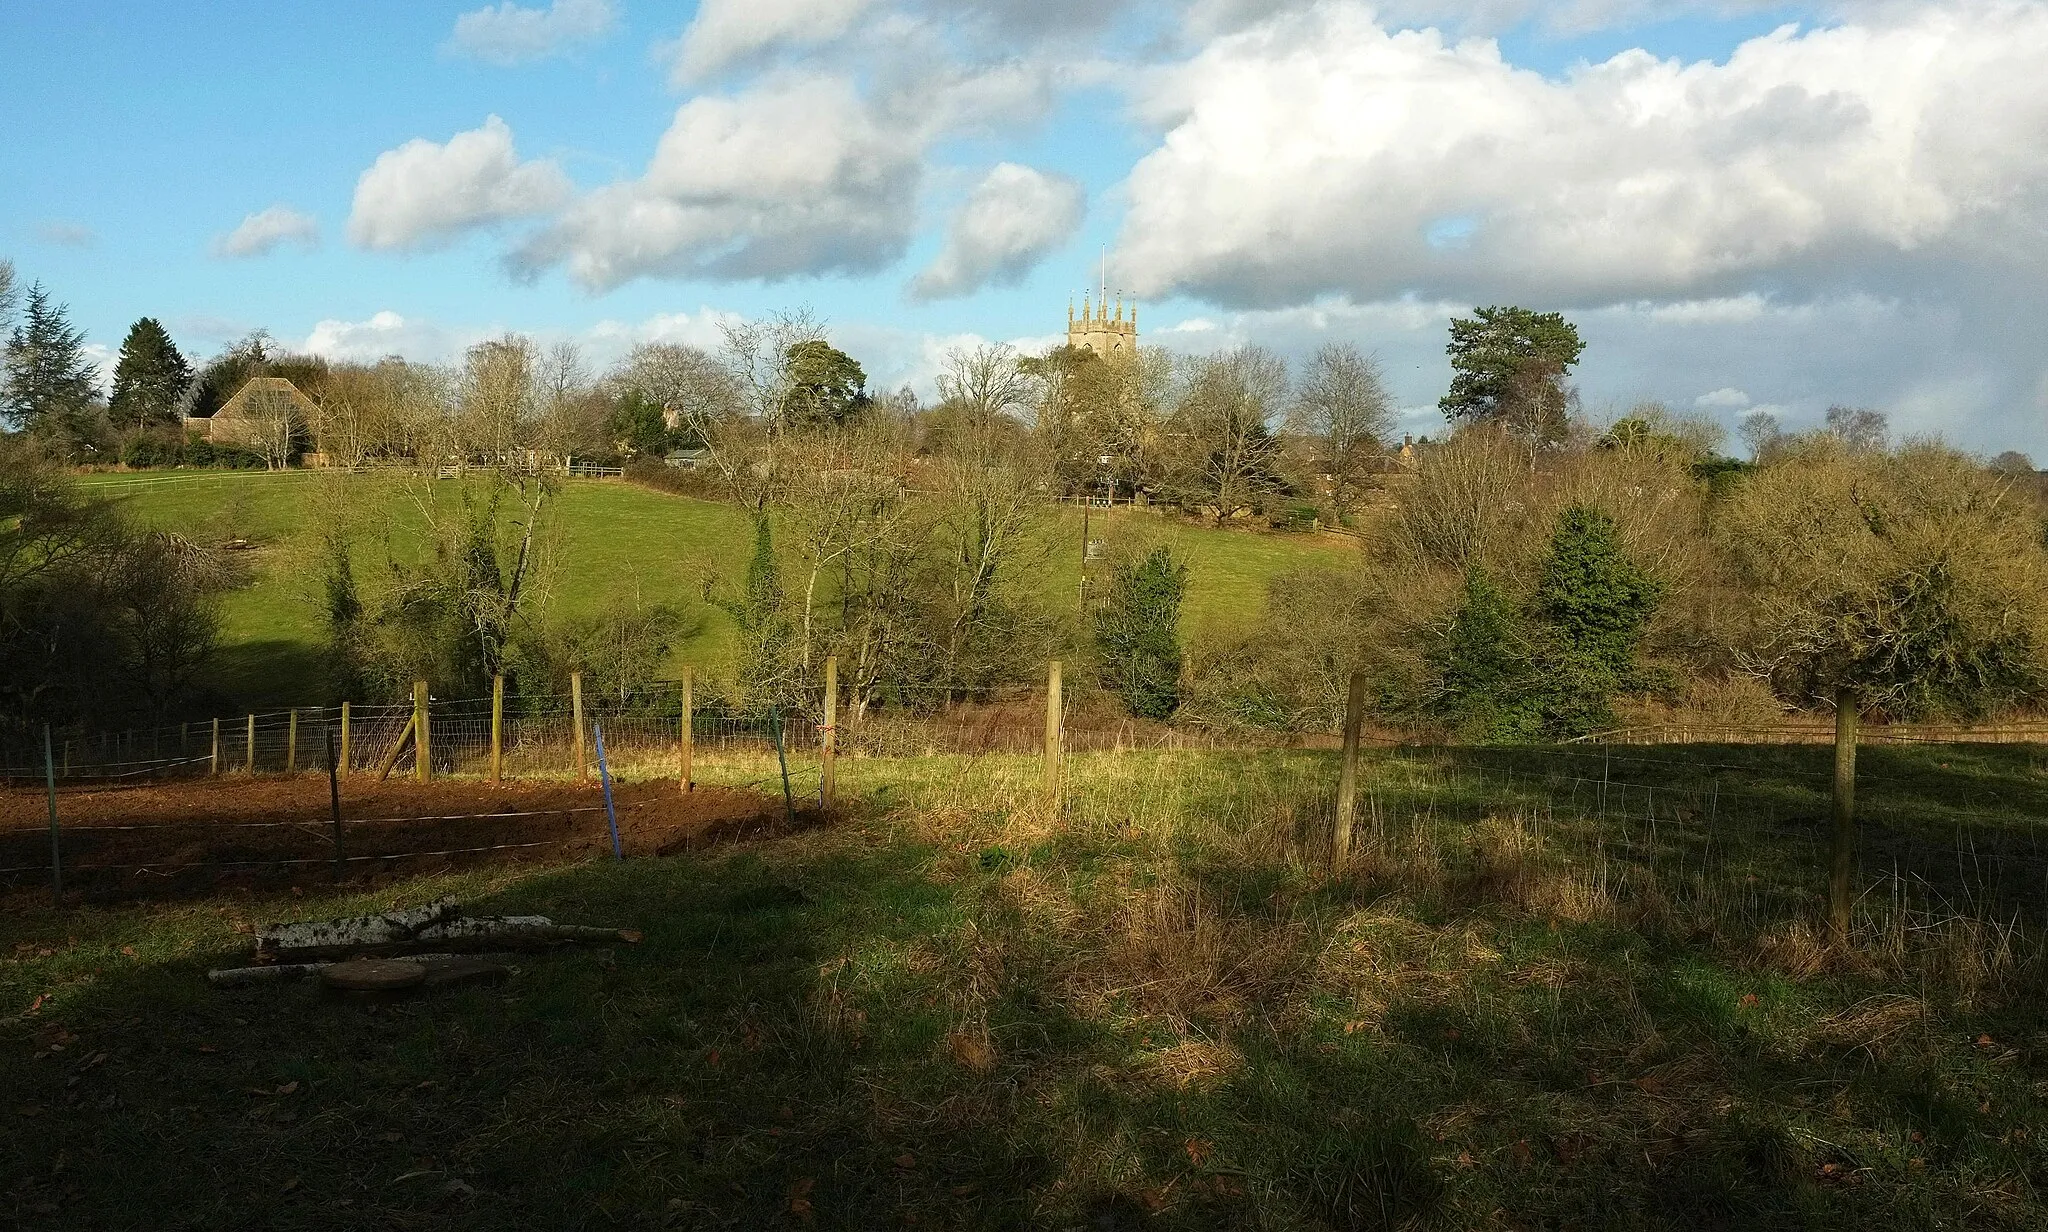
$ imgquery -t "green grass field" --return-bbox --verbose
[79,472,1356,709]
[6,742,2048,1229]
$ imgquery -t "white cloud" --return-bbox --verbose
[211,205,319,259]
[1693,386,1751,409]
[1117,2,2048,307]
[300,311,484,363]
[911,163,1085,300]
[446,0,617,66]
[348,116,573,252]
[668,0,873,82]
[38,221,95,247]
[512,74,925,288]
[80,344,115,395]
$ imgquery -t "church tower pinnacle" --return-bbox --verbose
[1066,279,1137,360]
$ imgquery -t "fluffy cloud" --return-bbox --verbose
[512,74,924,289]
[1117,1,2048,307]
[668,0,873,82]
[348,116,573,252]
[911,163,1085,299]
[211,205,319,258]
[446,0,616,66]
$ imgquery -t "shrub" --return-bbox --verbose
[1095,546,1188,719]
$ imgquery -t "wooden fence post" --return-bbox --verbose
[43,725,60,907]
[572,671,587,782]
[244,714,256,774]
[679,666,694,793]
[210,718,220,776]
[490,674,505,784]
[1830,689,1859,948]
[287,708,298,772]
[1043,660,1063,807]
[822,656,838,808]
[1333,669,1366,868]
[413,680,431,782]
[339,702,351,778]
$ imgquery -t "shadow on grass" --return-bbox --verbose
[6,754,2048,1229]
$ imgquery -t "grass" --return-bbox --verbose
[80,472,1354,709]
[6,742,2048,1228]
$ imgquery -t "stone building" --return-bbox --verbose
[1067,291,1137,359]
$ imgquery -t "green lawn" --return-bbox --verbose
[83,472,1355,709]
[5,743,2048,1228]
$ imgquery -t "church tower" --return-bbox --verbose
[1067,286,1137,360]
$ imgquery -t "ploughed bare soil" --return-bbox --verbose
[0,774,799,902]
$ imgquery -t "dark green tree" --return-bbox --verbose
[1426,566,1543,742]
[108,318,193,432]
[609,390,675,457]
[1438,306,1584,440]
[3,283,103,451]
[1095,545,1188,719]
[1530,505,1663,735]
[714,518,794,709]
[781,340,869,429]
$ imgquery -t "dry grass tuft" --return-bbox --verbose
[1814,994,1926,1058]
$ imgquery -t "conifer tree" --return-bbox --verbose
[2,283,101,448]
[109,317,193,432]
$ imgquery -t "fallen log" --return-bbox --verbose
[208,951,522,988]
[267,923,638,962]
[255,896,460,960]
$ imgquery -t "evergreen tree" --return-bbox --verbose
[1095,545,1188,719]
[109,317,194,432]
[1427,566,1543,742]
[1438,306,1584,441]
[3,283,102,448]
[1530,505,1663,736]
[714,518,793,710]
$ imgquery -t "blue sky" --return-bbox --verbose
[5,1,2046,452]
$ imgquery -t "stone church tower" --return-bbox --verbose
[1068,290,1137,360]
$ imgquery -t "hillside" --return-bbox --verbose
[80,471,1358,708]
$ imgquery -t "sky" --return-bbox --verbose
[3,0,2046,453]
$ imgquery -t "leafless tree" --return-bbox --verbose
[240,384,304,471]
[1738,410,1782,463]
[1169,345,1289,523]
[457,335,540,464]
[1290,343,1394,521]
[1824,405,1888,453]
[937,342,1032,429]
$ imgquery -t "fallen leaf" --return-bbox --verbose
[1512,1139,1533,1166]
[197,1044,218,1054]
[1739,993,1760,1008]
[894,1154,916,1169]
[281,1178,300,1193]
[1456,1151,1474,1168]
[950,1183,978,1197]
[27,995,45,1014]
[120,946,136,957]
[1184,1138,1213,1167]
[619,930,644,944]
[276,1082,299,1096]
[788,1177,815,1220]
[1977,1034,1996,1050]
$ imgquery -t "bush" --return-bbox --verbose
[119,433,181,468]
[1095,546,1188,719]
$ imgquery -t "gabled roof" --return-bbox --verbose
[210,376,319,421]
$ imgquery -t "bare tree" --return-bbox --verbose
[1290,343,1394,521]
[0,259,17,340]
[240,384,304,471]
[1169,345,1289,523]
[457,335,539,464]
[1824,405,1888,453]
[937,342,1032,429]
[1738,410,1782,463]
